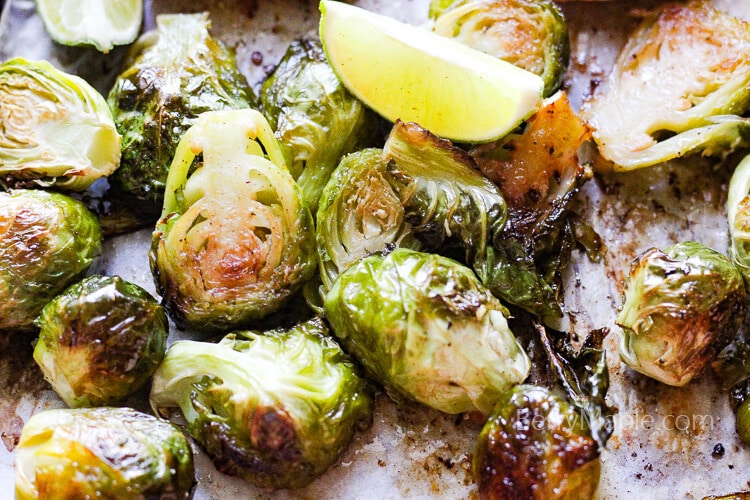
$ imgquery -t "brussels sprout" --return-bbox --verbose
[728,154,750,287]
[431,0,570,96]
[260,38,381,214]
[149,317,373,490]
[324,248,530,415]
[617,241,746,386]
[381,117,568,320]
[151,109,317,333]
[470,91,594,320]
[583,1,750,171]
[383,120,507,266]
[15,407,195,499]
[33,275,168,408]
[0,189,101,331]
[472,385,600,500]
[108,13,255,203]
[0,58,121,191]
[316,148,421,291]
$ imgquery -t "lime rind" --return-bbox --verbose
[36,0,143,53]
[319,0,544,143]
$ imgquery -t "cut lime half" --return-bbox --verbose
[36,0,143,53]
[319,0,544,143]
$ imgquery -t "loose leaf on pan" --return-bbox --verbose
[534,320,614,449]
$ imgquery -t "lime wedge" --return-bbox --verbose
[319,0,544,143]
[36,0,143,53]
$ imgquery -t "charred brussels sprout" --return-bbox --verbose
[470,92,594,320]
[431,0,570,96]
[0,58,120,191]
[0,189,101,331]
[149,317,373,490]
[108,13,255,202]
[15,407,195,499]
[260,38,380,214]
[382,119,563,321]
[316,148,421,291]
[33,275,168,408]
[324,248,530,415]
[728,154,750,287]
[151,109,316,332]
[583,1,750,170]
[472,385,600,500]
[617,241,746,386]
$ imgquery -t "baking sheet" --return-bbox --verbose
[2,0,750,498]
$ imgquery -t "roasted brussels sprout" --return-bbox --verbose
[583,1,750,170]
[33,275,168,408]
[324,248,530,415]
[381,118,566,321]
[617,241,746,386]
[15,406,195,499]
[108,13,255,202]
[383,120,507,267]
[150,317,373,490]
[260,38,381,214]
[316,148,421,291]
[431,0,570,96]
[0,58,121,191]
[728,153,750,287]
[472,385,600,500]
[151,109,317,332]
[0,189,101,331]
[470,91,594,321]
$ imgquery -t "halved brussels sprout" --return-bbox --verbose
[383,120,507,266]
[617,241,746,386]
[472,385,600,500]
[15,407,195,499]
[150,109,316,333]
[108,13,255,202]
[0,58,121,191]
[33,275,168,408]
[316,148,421,291]
[260,38,381,214]
[150,317,373,490]
[324,247,530,415]
[583,1,750,170]
[431,0,570,96]
[728,153,750,287]
[0,189,102,331]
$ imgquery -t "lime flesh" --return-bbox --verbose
[36,0,143,53]
[319,0,544,143]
